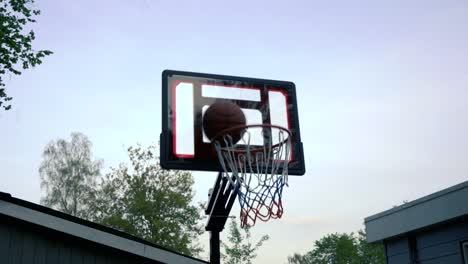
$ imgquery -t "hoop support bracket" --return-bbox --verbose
[205,172,239,264]
[205,172,239,231]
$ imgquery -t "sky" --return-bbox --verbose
[1,0,468,262]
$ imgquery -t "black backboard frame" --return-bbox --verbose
[160,70,305,175]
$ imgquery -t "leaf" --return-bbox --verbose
[222,219,269,264]
[287,231,385,264]
[90,143,204,257]
[39,132,103,219]
[0,0,52,112]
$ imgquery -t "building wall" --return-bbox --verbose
[0,214,159,264]
[385,217,468,264]
[385,236,413,264]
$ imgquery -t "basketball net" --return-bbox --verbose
[213,124,291,228]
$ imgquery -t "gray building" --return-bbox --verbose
[0,191,208,264]
[365,180,468,264]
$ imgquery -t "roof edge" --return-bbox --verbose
[0,191,208,264]
[365,180,468,223]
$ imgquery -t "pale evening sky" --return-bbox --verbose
[1,0,468,263]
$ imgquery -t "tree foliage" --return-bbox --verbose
[0,0,52,110]
[39,132,102,219]
[288,231,385,264]
[308,233,359,264]
[355,230,385,264]
[92,144,204,257]
[288,252,313,264]
[221,219,269,264]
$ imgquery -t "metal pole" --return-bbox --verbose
[209,231,220,264]
[206,172,239,264]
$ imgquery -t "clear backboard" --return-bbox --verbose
[160,70,305,175]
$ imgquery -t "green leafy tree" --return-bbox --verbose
[308,233,360,264]
[0,0,52,110]
[288,231,384,264]
[221,219,269,264]
[39,132,102,219]
[356,230,385,264]
[288,252,313,264]
[92,144,204,257]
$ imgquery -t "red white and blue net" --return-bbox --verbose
[213,124,291,228]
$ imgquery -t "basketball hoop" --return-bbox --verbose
[212,124,291,228]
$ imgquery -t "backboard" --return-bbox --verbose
[160,70,305,175]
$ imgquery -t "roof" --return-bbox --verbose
[0,191,208,264]
[364,180,468,243]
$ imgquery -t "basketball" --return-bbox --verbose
[203,101,247,143]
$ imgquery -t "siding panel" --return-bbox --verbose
[0,215,177,264]
[0,222,11,261]
[418,253,462,264]
[384,221,468,264]
[34,236,47,264]
[417,240,461,261]
[45,239,60,264]
[387,252,410,264]
[21,231,36,264]
[95,254,109,264]
[71,247,84,264]
[8,226,24,264]
[417,221,468,249]
[59,244,72,264]
[386,237,409,257]
[71,247,85,264]
[82,249,95,264]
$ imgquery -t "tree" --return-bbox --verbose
[288,231,384,264]
[308,233,360,264]
[92,144,204,257]
[356,230,385,264]
[1,0,52,111]
[39,132,102,219]
[287,253,313,264]
[221,219,269,264]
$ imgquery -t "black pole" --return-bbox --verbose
[209,231,220,264]
[206,172,239,263]
[205,172,239,264]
